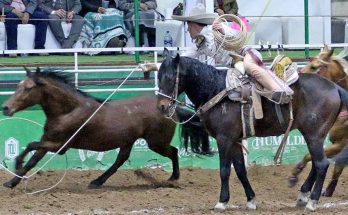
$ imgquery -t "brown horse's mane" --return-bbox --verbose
[331,56,348,76]
[38,69,104,103]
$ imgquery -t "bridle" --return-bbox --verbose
[156,65,197,124]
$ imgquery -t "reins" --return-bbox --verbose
[157,65,199,125]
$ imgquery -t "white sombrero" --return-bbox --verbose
[172,3,218,25]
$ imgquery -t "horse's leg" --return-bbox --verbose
[201,132,211,154]
[13,141,40,170]
[288,153,311,187]
[289,141,343,187]
[322,164,345,197]
[298,135,329,211]
[3,141,41,188]
[4,149,47,188]
[231,143,256,210]
[181,126,189,150]
[146,138,179,181]
[296,162,316,207]
[89,146,132,188]
[214,136,234,211]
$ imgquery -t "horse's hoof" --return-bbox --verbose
[88,183,102,189]
[88,180,103,189]
[214,202,228,211]
[3,181,16,189]
[288,176,298,188]
[322,189,333,197]
[246,198,257,210]
[168,174,179,181]
[305,199,318,212]
[296,192,310,208]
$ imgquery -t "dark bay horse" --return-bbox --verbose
[289,47,348,196]
[1,67,197,189]
[156,54,348,212]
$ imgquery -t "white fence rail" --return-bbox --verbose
[1,44,348,96]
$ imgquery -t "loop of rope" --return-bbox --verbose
[213,14,248,52]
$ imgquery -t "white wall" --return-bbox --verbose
[238,0,330,17]
[177,0,332,45]
[238,0,331,43]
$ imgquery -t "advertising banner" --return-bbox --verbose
[0,111,331,171]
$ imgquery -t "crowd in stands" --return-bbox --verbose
[0,0,159,57]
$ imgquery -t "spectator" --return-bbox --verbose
[40,0,85,49]
[0,0,49,57]
[119,0,157,47]
[80,0,117,16]
[214,0,238,16]
[78,0,130,53]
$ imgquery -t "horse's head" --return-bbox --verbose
[301,45,336,77]
[157,53,185,115]
[2,67,45,116]
[301,45,348,86]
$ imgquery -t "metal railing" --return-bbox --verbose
[1,44,348,96]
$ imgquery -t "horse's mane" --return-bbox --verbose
[180,57,226,86]
[331,56,348,77]
[37,69,104,103]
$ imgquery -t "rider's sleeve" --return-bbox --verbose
[181,47,199,58]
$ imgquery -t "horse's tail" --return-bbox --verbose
[337,85,348,111]
[333,145,348,166]
[175,106,211,154]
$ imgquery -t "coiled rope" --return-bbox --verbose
[212,14,248,52]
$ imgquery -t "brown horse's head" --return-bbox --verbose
[2,67,44,116]
[301,46,348,88]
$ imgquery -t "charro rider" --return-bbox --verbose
[172,3,293,101]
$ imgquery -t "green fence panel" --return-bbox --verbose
[0,110,332,171]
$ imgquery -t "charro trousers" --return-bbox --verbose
[244,53,293,94]
[5,10,48,50]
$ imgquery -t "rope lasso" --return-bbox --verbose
[212,14,248,53]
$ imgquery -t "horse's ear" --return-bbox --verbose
[23,66,32,77]
[323,44,329,52]
[173,53,180,65]
[163,48,170,58]
[328,48,334,58]
[31,67,44,85]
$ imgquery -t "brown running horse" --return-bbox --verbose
[289,46,348,197]
[1,67,184,189]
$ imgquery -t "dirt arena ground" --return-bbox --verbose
[0,165,347,214]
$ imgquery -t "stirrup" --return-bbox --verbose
[271,91,282,103]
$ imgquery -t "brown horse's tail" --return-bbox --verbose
[337,85,348,112]
[333,145,348,166]
[175,106,212,155]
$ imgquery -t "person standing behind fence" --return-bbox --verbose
[0,0,48,57]
[118,0,157,47]
[214,0,238,16]
[39,0,85,49]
